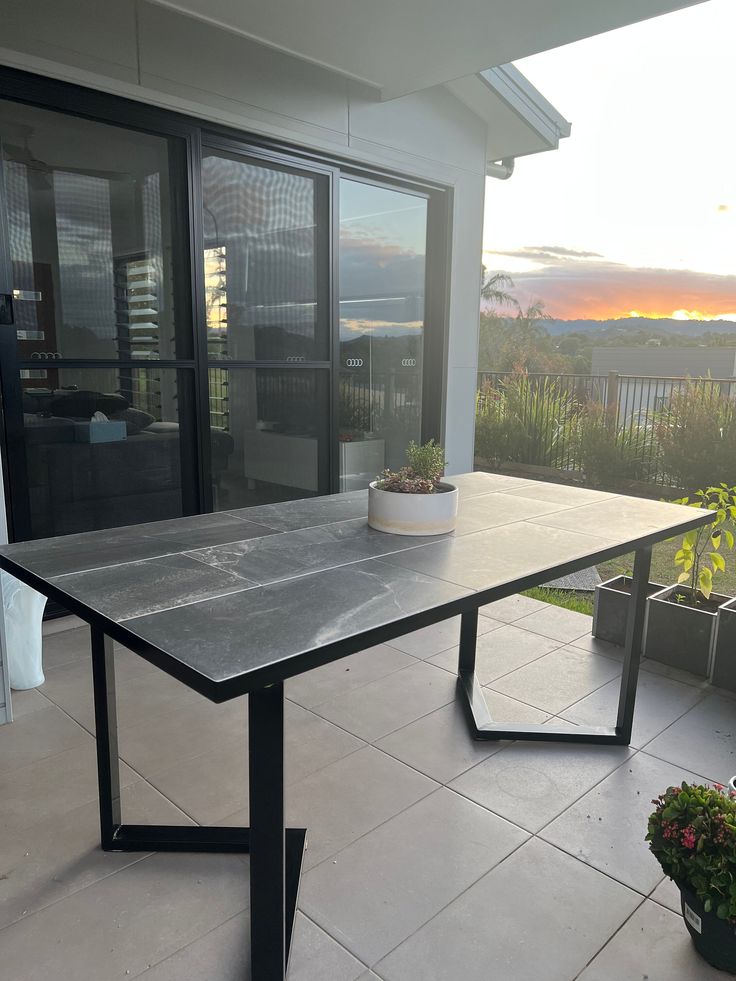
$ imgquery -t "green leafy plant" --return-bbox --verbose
[572,402,658,490]
[656,380,736,491]
[502,370,576,468]
[474,388,531,466]
[647,782,736,921]
[375,439,447,494]
[672,485,736,600]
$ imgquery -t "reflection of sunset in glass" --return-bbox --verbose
[483,0,736,324]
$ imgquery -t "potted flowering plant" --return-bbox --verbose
[647,781,736,973]
[645,485,734,675]
[368,439,458,536]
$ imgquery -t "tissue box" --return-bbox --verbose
[74,420,127,443]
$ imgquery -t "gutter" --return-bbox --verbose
[480,63,571,151]
[486,157,515,180]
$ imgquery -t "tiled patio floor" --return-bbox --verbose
[1,595,735,979]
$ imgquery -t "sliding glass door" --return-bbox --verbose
[0,97,197,541]
[201,147,332,509]
[338,179,428,490]
[0,71,445,547]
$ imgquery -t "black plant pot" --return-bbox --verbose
[712,597,736,692]
[646,585,730,677]
[680,884,736,974]
[592,575,665,648]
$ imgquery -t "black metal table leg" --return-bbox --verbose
[250,682,289,980]
[615,545,653,743]
[89,630,306,980]
[90,626,121,849]
[457,546,653,745]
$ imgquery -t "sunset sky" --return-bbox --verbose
[483,0,736,323]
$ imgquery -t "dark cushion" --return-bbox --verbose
[45,390,129,419]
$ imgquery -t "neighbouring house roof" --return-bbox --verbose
[147,0,706,99]
[591,347,736,379]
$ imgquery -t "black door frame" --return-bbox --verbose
[0,64,452,541]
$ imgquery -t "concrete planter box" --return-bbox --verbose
[645,585,730,677]
[367,481,458,536]
[592,575,665,648]
[711,596,736,691]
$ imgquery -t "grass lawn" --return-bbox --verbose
[524,519,736,618]
[597,518,736,600]
[523,586,594,616]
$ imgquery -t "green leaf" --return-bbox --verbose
[726,530,735,550]
[710,552,726,573]
[684,530,699,548]
[677,572,691,584]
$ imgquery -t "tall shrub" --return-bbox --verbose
[572,402,659,490]
[501,370,577,469]
[474,386,530,466]
[656,380,736,492]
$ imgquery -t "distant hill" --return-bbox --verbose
[546,317,736,337]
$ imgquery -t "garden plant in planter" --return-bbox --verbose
[646,484,736,676]
[367,440,458,536]
[648,781,736,973]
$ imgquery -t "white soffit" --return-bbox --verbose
[149,0,706,99]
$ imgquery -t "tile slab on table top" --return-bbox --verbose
[0,474,712,699]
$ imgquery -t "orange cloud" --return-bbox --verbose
[488,248,736,321]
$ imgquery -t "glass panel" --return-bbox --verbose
[209,368,329,509]
[22,367,190,538]
[201,150,327,361]
[0,98,187,360]
[338,179,427,491]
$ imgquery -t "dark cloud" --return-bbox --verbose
[488,244,604,263]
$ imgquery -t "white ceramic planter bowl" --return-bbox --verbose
[367,481,458,536]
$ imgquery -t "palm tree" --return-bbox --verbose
[480,267,520,313]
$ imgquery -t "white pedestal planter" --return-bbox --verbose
[367,481,458,536]
[1,571,47,690]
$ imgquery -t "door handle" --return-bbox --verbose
[12,289,42,302]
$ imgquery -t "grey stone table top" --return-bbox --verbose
[0,473,712,700]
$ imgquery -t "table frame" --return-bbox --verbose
[88,547,653,980]
[2,482,711,981]
[456,546,652,745]
[90,626,306,980]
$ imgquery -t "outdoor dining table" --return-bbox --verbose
[0,472,713,980]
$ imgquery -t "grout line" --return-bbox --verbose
[570,894,649,980]
[370,826,533,971]
[127,903,251,980]
[285,649,422,712]
[297,909,372,974]
[0,851,155,938]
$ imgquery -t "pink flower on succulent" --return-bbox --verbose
[681,826,697,850]
[714,783,725,791]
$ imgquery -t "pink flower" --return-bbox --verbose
[681,826,697,849]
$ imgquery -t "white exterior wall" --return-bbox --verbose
[0,0,487,478]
